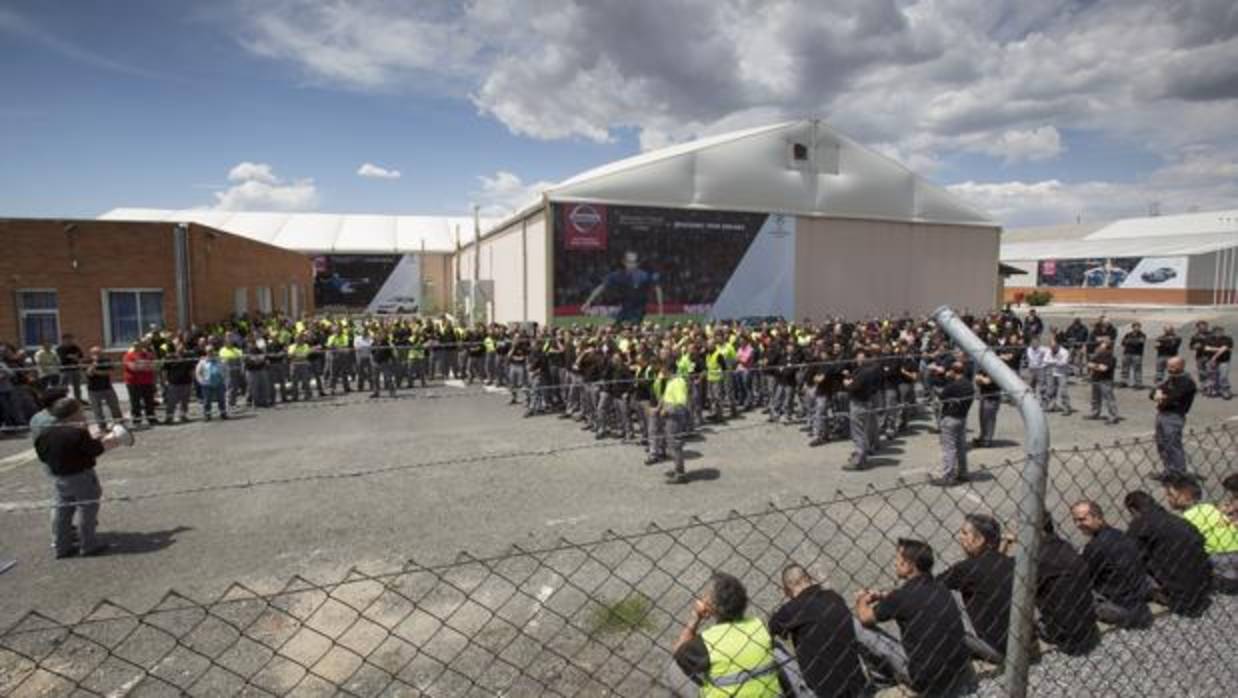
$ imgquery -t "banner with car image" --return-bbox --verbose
[1036,256,1187,289]
[312,254,423,313]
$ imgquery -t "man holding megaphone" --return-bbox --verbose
[34,397,134,559]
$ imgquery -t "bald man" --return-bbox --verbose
[1151,356,1196,477]
[769,565,867,697]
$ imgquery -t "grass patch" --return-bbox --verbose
[586,593,656,636]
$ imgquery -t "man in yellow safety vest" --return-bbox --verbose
[668,572,781,697]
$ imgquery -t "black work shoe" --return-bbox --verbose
[81,544,112,557]
[664,471,689,484]
[54,549,78,560]
[808,438,826,447]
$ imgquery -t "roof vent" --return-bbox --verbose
[792,143,809,161]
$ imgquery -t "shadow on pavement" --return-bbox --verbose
[97,526,193,555]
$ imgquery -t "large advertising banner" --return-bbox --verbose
[552,202,795,324]
[1036,256,1187,289]
[313,254,423,314]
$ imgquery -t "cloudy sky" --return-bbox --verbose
[2,0,1235,227]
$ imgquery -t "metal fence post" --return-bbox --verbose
[932,305,1049,698]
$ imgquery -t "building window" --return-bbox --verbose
[257,287,273,314]
[290,283,301,317]
[17,289,59,349]
[103,289,164,348]
[279,285,290,314]
[792,142,809,161]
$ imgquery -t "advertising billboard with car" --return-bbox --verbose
[1036,256,1187,289]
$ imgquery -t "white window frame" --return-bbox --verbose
[290,283,302,317]
[234,287,249,316]
[257,286,273,314]
[16,288,60,350]
[101,288,165,349]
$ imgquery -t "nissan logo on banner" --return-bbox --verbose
[564,203,608,250]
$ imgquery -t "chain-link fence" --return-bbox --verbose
[2,421,1234,697]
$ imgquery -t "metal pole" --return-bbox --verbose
[932,305,1049,698]
[472,204,481,324]
[1213,248,1222,306]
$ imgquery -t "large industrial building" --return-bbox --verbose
[455,119,1000,325]
[1002,210,1238,305]
[96,119,1003,325]
[0,218,313,352]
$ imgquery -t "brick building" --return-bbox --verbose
[1,218,314,352]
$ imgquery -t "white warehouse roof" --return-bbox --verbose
[98,208,500,254]
[1001,209,1238,261]
[485,119,996,236]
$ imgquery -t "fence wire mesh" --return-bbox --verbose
[1,422,1234,697]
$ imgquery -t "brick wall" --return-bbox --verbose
[0,219,315,352]
[0,219,178,351]
[186,223,314,323]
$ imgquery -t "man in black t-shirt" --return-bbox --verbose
[1035,517,1101,655]
[1187,320,1211,390]
[854,539,974,696]
[84,346,124,429]
[770,564,867,697]
[1084,340,1119,425]
[1124,490,1212,616]
[1203,326,1233,399]
[55,334,84,401]
[843,352,881,471]
[1152,356,1196,476]
[35,398,126,558]
[1070,500,1153,629]
[940,514,1013,664]
[1118,322,1146,389]
[1153,325,1181,384]
[933,363,974,487]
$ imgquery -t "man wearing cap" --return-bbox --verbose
[35,398,128,558]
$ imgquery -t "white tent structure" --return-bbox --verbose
[1002,209,1238,305]
[98,209,498,253]
[458,119,1001,324]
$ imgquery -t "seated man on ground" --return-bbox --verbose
[1223,473,1238,525]
[1035,516,1101,656]
[1124,490,1213,616]
[769,564,867,698]
[1070,499,1153,628]
[939,514,1014,664]
[1162,473,1238,594]
[668,571,782,698]
[854,538,976,697]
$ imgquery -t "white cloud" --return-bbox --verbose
[357,162,401,179]
[474,170,556,217]
[212,162,318,211]
[235,0,1238,221]
[227,161,278,185]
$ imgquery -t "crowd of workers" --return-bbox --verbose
[666,472,1237,697]
[2,308,1232,485]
